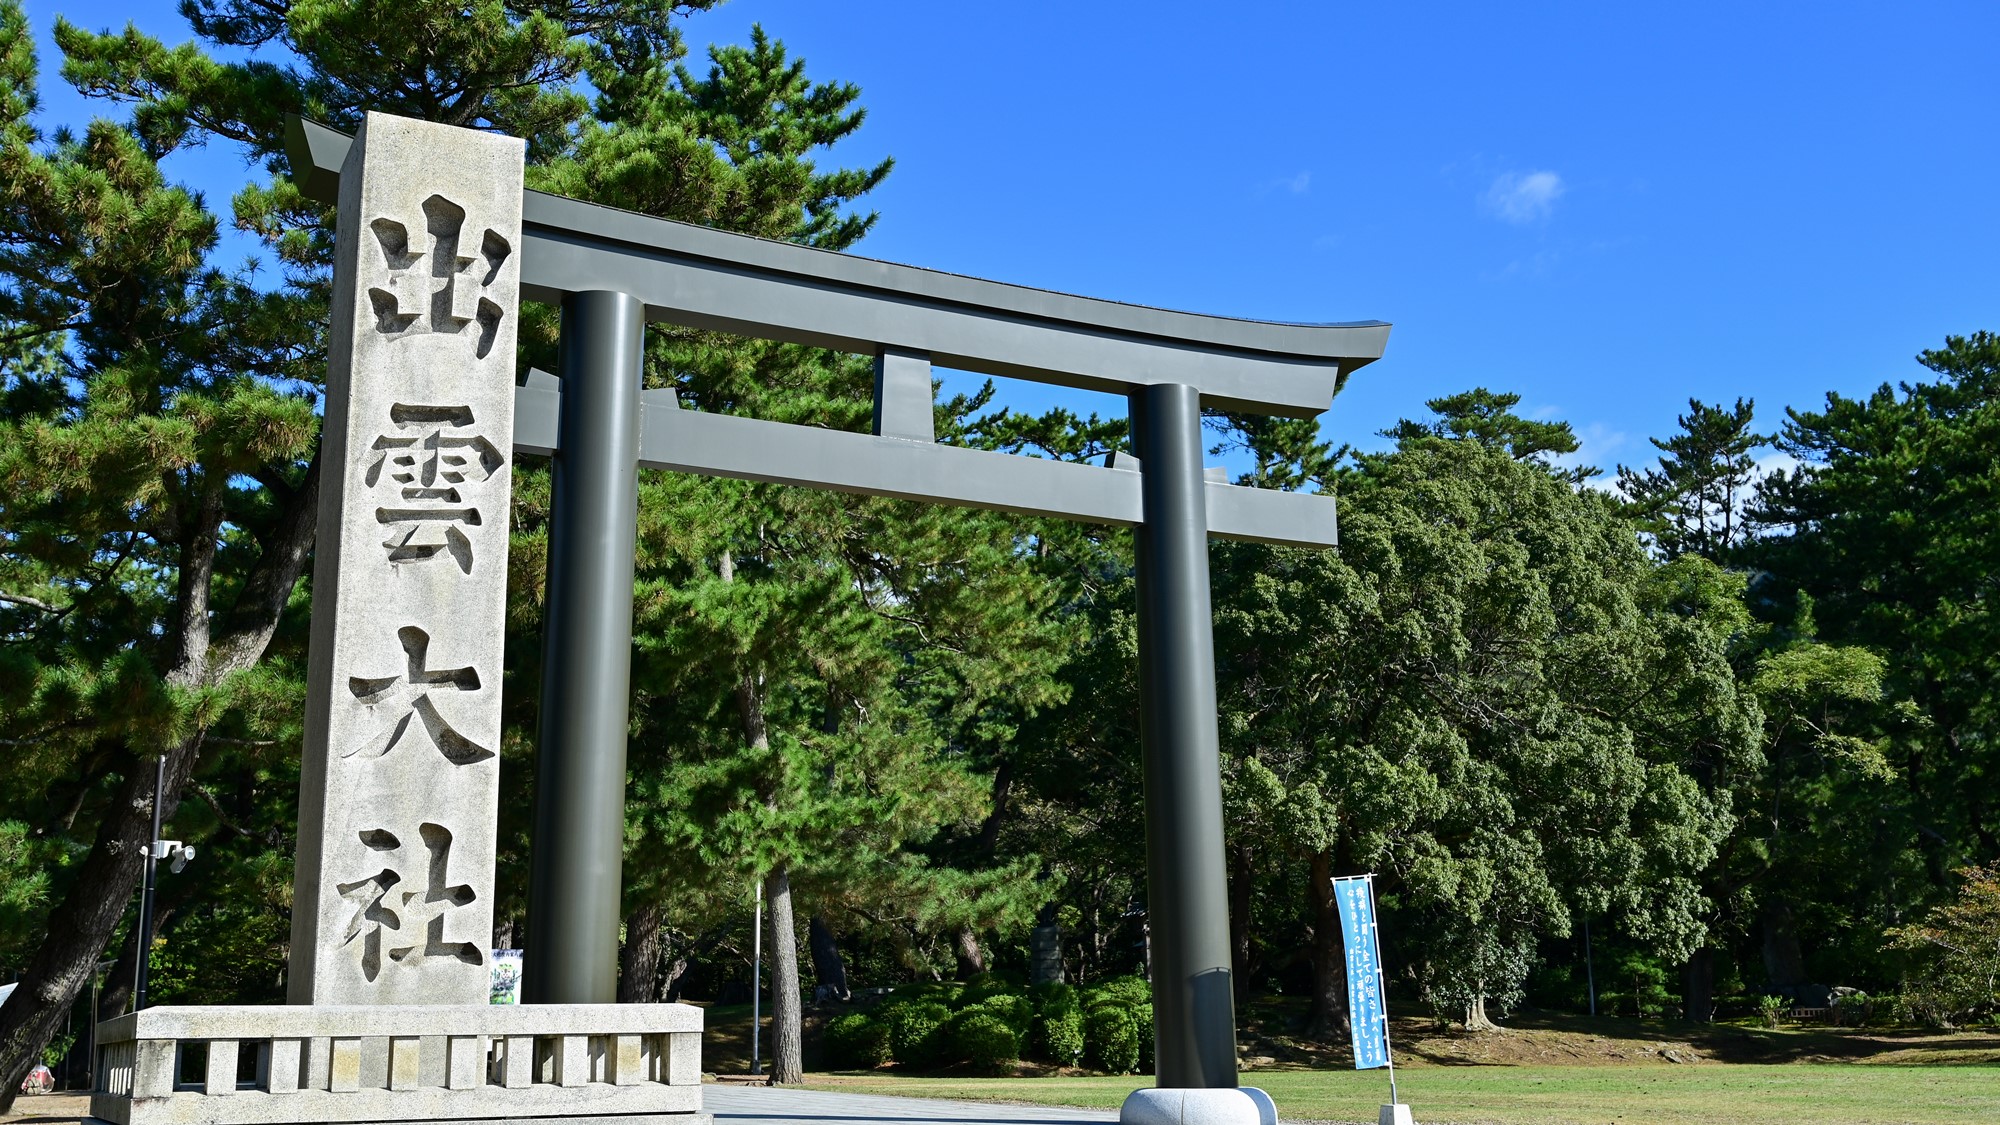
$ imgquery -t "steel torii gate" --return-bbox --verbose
[290,117,1388,1104]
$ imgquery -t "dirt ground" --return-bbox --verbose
[1233,1007,2000,1071]
[2,1093,87,1124]
[696,997,2000,1077]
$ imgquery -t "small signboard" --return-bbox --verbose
[1332,875,1391,1071]
[490,949,523,1004]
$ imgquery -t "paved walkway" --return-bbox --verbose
[705,1084,1119,1124]
[4,1085,1123,1125]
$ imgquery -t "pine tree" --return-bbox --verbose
[1616,398,1763,560]
[0,0,322,1098]
[0,0,899,1095]
[1383,386,1595,481]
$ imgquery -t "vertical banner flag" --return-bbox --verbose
[1333,875,1391,1070]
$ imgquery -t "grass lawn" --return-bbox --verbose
[806,1064,2000,1124]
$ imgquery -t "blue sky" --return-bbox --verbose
[26,1,2000,477]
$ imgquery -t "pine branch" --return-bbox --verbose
[0,591,56,613]
[208,451,320,680]
[189,781,258,840]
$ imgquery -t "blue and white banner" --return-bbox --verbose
[1332,875,1391,1070]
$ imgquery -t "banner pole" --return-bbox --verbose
[1370,873,1397,1107]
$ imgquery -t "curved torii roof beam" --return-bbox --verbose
[287,117,1389,548]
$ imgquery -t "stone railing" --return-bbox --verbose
[91,1004,707,1125]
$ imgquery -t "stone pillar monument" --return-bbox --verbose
[289,111,524,1008]
[88,113,707,1125]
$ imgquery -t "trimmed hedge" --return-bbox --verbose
[823,1012,892,1069]
[952,1011,1020,1074]
[1085,1003,1140,1073]
[1087,976,1151,1009]
[1036,1005,1084,1064]
[884,1000,952,1068]
[963,993,1033,1038]
[814,976,1150,1075]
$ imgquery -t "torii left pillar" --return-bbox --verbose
[523,290,645,1003]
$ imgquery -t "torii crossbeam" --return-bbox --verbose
[289,116,1388,1106]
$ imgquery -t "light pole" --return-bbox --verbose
[750,879,764,1077]
[131,756,194,1013]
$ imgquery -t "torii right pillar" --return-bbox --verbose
[1124,382,1276,1125]
[1130,382,1235,1082]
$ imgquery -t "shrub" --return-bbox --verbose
[1086,975,1151,1009]
[963,993,1033,1038]
[1035,1003,1085,1064]
[1133,1003,1154,1074]
[1085,1003,1140,1073]
[822,1013,892,1069]
[884,1000,952,1068]
[953,1011,1020,1074]
[1030,981,1078,1015]
[1886,863,2000,1027]
[1832,991,1872,1027]
[1758,994,1788,1028]
[958,971,1023,1008]
[917,981,967,1008]
[1028,982,1083,1063]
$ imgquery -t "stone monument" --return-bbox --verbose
[87,112,708,1125]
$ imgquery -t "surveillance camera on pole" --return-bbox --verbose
[149,840,197,874]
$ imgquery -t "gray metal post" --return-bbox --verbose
[525,290,645,1004]
[1129,381,1238,1089]
[131,754,165,1013]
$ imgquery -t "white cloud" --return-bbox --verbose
[1483,170,1565,223]
[1753,450,1801,481]
[1558,421,1627,489]
[1260,171,1312,196]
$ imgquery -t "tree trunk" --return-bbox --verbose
[724,545,799,1076]
[765,866,803,1084]
[1304,849,1350,1042]
[1759,896,1807,994]
[808,916,850,1002]
[1228,839,1254,1004]
[953,925,986,979]
[96,901,183,1022]
[0,744,198,1111]
[975,760,1012,855]
[0,458,315,1112]
[1682,947,1716,1023]
[619,900,667,1004]
[1463,990,1500,1032]
[662,954,691,1003]
[96,918,142,1024]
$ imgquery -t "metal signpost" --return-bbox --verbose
[287,114,1390,1125]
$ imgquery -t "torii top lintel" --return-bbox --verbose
[288,118,1388,419]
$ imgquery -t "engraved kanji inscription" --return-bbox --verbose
[345,625,495,764]
[294,112,523,1007]
[335,823,482,982]
[367,194,512,357]
[366,403,504,573]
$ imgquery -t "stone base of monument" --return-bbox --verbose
[1118,1086,1277,1125]
[88,1004,708,1125]
[1379,1103,1414,1125]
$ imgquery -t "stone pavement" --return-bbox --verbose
[3,1085,1125,1125]
[705,1084,1120,1124]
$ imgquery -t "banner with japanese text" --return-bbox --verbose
[1333,875,1390,1070]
